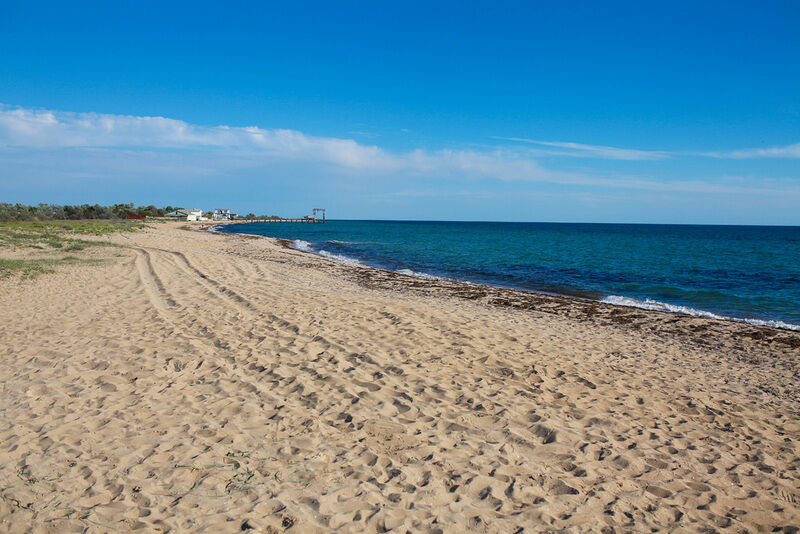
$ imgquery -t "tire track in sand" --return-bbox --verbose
[134,248,176,311]
[158,248,346,352]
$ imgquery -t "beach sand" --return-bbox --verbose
[1,222,798,532]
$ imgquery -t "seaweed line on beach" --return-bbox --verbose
[196,225,800,358]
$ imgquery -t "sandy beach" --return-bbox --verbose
[1,222,798,533]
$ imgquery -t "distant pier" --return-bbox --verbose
[256,218,323,223]
[243,208,326,224]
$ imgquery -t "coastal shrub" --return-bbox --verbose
[0,202,184,222]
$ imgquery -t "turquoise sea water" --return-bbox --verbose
[217,221,800,330]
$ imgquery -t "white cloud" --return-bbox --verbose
[493,136,670,160]
[0,105,567,180]
[0,105,402,170]
[0,105,797,198]
[7,104,793,176]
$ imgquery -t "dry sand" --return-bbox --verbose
[1,222,798,533]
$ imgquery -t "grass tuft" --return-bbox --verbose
[0,259,54,278]
[0,257,104,279]
[0,220,143,279]
[0,219,144,250]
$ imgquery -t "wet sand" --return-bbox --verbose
[1,222,798,532]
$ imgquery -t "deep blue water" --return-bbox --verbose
[217,221,800,330]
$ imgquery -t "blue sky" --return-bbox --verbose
[1,1,799,224]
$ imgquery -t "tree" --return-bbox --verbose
[111,203,134,218]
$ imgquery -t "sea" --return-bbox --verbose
[215,221,800,331]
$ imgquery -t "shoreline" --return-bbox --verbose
[2,221,798,531]
[201,222,800,347]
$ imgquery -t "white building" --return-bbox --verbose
[186,209,207,221]
[213,209,233,220]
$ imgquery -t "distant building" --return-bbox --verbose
[165,210,189,219]
[185,209,207,221]
[213,209,233,220]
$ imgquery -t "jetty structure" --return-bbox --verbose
[243,208,326,223]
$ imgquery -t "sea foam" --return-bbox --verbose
[397,268,442,280]
[290,239,364,266]
[318,249,364,266]
[601,295,800,331]
[290,239,314,252]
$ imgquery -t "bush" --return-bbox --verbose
[0,203,177,222]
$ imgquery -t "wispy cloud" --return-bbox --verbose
[496,136,800,161]
[701,142,800,159]
[493,136,670,160]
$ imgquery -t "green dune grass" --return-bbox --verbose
[0,220,146,278]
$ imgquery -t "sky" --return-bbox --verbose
[1,1,799,224]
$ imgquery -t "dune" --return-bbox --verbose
[0,222,798,532]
